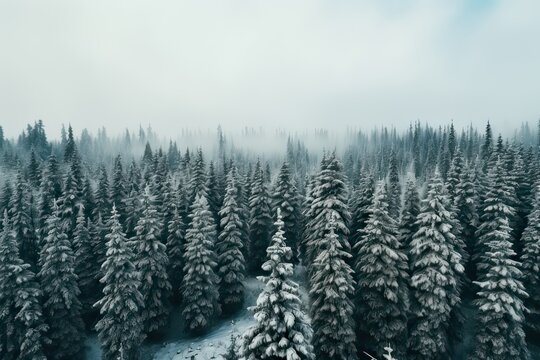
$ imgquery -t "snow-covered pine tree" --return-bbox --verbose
[207,161,222,225]
[470,195,529,359]
[217,169,245,314]
[454,162,479,284]
[519,184,540,337]
[94,164,111,219]
[63,124,76,163]
[387,150,401,219]
[73,205,98,320]
[110,155,127,224]
[408,172,464,360]
[131,186,171,335]
[0,212,48,360]
[39,204,84,359]
[271,161,302,264]
[223,333,240,360]
[188,148,208,204]
[355,182,409,358]
[304,152,351,274]
[241,209,314,360]
[398,176,420,272]
[349,171,375,249]
[166,206,185,303]
[446,149,464,198]
[474,157,515,280]
[310,213,357,360]
[247,159,272,274]
[181,194,220,334]
[9,169,38,268]
[94,206,145,360]
[57,166,80,240]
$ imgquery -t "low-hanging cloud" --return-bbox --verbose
[0,0,539,139]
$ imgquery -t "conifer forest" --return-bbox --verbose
[1,120,540,360]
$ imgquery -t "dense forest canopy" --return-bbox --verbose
[0,119,540,360]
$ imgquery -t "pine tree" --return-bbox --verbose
[94,206,145,360]
[223,333,240,360]
[469,201,529,360]
[387,150,401,219]
[0,212,48,360]
[39,205,84,359]
[408,172,464,360]
[166,206,185,303]
[94,164,111,219]
[110,155,127,223]
[188,148,208,203]
[73,205,98,320]
[446,149,464,198]
[304,152,351,274]
[355,183,409,358]
[182,194,220,334]
[207,161,222,224]
[131,186,171,335]
[454,162,479,283]
[217,170,246,314]
[241,209,314,360]
[38,155,62,240]
[519,184,540,337]
[349,171,375,249]
[27,149,41,187]
[310,213,357,360]
[271,161,302,263]
[398,176,420,271]
[248,160,272,274]
[9,169,38,268]
[63,125,76,163]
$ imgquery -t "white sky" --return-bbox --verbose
[1,0,539,138]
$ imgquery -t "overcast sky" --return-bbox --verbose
[1,0,539,138]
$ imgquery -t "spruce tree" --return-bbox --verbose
[188,148,208,203]
[110,155,127,223]
[181,194,220,334]
[94,164,111,219]
[408,172,464,360]
[63,124,76,163]
[39,204,84,359]
[310,214,357,360]
[355,183,409,358]
[166,206,185,303]
[469,200,529,359]
[248,160,272,274]
[0,212,48,360]
[398,176,420,271]
[241,209,314,360]
[519,184,540,337]
[387,150,401,219]
[94,206,145,360]
[349,171,375,249]
[131,186,171,335]
[217,170,246,314]
[271,161,302,263]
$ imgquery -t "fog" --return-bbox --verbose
[1,0,539,139]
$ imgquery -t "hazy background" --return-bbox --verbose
[1,0,539,139]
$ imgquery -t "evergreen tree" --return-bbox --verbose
[166,206,185,303]
[304,152,351,274]
[63,125,76,163]
[73,206,98,320]
[181,194,220,334]
[349,171,375,249]
[387,150,401,219]
[398,176,420,271]
[355,183,409,358]
[94,206,145,360]
[110,155,127,223]
[188,148,208,202]
[241,209,314,360]
[217,170,246,314]
[271,161,302,263]
[248,160,272,274]
[131,186,171,335]
[469,201,529,360]
[94,164,111,219]
[310,214,357,360]
[408,172,464,360]
[27,149,41,187]
[38,155,62,240]
[0,212,48,360]
[519,184,540,337]
[9,169,38,268]
[39,205,84,359]
[207,161,222,224]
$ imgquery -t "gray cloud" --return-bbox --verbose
[1,0,539,138]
